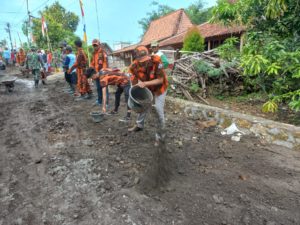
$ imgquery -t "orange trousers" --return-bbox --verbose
[77,68,91,95]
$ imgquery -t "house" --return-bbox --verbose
[112,8,245,67]
[159,22,245,51]
[101,42,114,67]
[112,9,193,67]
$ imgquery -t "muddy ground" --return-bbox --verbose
[0,72,300,225]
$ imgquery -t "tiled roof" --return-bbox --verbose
[113,43,139,54]
[160,23,246,47]
[114,9,193,54]
[141,9,193,45]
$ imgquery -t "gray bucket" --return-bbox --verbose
[128,86,153,113]
[90,111,104,123]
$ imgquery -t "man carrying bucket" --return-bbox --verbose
[128,45,168,144]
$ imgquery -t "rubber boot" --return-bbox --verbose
[34,80,39,88]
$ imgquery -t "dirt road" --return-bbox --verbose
[0,74,300,225]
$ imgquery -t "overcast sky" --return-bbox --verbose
[0,0,217,49]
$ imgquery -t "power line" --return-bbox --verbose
[31,0,51,13]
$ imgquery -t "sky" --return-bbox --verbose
[0,0,217,50]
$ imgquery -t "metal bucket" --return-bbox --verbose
[128,86,153,113]
[90,111,104,123]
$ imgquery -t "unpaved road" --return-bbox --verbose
[0,73,300,225]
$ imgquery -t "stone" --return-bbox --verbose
[231,135,241,142]
[236,119,252,129]
[272,131,289,141]
[242,214,251,225]
[220,116,232,129]
[82,139,94,146]
[272,140,294,149]
[53,142,65,149]
[267,128,281,136]
[271,206,278,212]
[250,124,269,138]
[213,194,224,204]
[293,131,300,139]
[134,177,140,184]
[196,120,217,129]
[177,141,183,147]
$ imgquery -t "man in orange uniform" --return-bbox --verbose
[68,39,92,99]
[128,45,168,143]
[16,48,26,66]
[89,39,109,106]
[91,68,131,122]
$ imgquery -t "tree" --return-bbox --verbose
[22,1,80,49]
[186,0,213,24]
[182,26,205,52]
[0,39,7,48]
[138,1,175,35]
[212,0,300,111]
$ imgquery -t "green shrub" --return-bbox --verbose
[182,26,205,52]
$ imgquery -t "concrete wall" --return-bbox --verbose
[167,97,300,150]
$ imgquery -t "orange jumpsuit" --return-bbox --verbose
[70,48,91,95]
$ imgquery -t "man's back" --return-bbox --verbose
[27,52,41,70]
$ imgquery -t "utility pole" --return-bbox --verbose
[26,0,31,45]
[5,23,13,50]
[94,0,101,40]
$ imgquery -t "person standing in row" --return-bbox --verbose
[68,39,92,99]
[63,46,77,94]
[89,39,109,106]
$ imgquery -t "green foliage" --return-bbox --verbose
[193,60,223,78]
[262,100,278,113]
[182,27,205,52]
[138,1,175,35]
[189,82,200,93]
[217,37,240,61]
[186,0,213,24]
[212,0,300,112]
[22,1,79,50]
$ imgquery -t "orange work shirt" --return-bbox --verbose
[129,55,168,96]
[100,74,129,87]
[90,48,108,72]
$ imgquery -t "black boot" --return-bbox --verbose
[42,80,46,85]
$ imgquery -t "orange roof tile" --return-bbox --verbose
[140,9,193,45]
[160,23,246,47]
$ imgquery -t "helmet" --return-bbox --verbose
[134,45,150,62]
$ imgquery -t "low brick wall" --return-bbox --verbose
[167,97,300,150]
